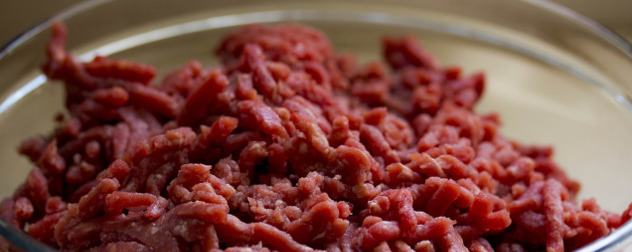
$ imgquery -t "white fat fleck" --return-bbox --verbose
[252,142,266,149]
[314,231,326,240]
[352,185,364,197]
[415,240,433,250]
[507,165,519,176]
[174,225,183,233]
[368,201,380,213]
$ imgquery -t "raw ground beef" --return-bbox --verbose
[1,22,631,252]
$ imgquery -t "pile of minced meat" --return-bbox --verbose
[1,22,631,252]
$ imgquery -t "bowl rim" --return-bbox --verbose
[0,0,631,251]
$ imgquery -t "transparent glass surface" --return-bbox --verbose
[0,0,631,250]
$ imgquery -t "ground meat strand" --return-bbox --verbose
[0,22,629,252]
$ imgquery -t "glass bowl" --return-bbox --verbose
[1,0,631,251]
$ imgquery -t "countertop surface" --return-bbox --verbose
[1,0,632,46]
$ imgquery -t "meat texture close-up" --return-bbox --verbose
[0,22,631,252]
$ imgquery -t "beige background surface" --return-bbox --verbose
[1,0,632,45]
